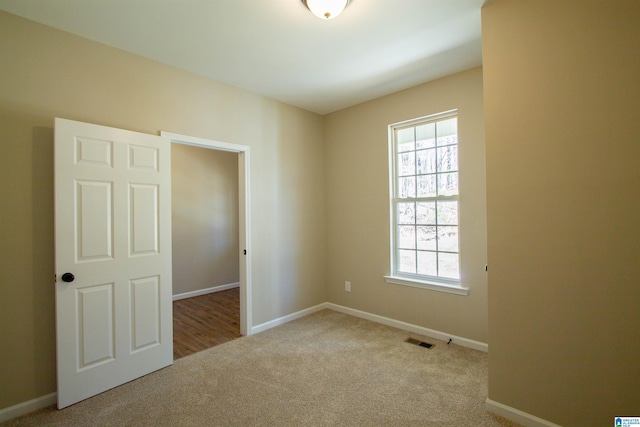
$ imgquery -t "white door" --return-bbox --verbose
[54,118,173,409]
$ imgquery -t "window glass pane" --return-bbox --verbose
[397,202,415,224]
[398,141,414,153]
[438,252,460,279]
[398,152,415,176]
[416,202,436,224]
[398,177,415,198]
[416,149,436,175]
[436,118,457,146]
[398,249,416,274]
[437,226,458,252]
[437,133,458,147]
[437,146,457,172]
[417,226,436,250]
[437,172,458,196]
[397,128,415,152]
[416,175,436,197]
[416,123,435,149]
[398,226,416,249]
[417,251,437,276]
[437,201,458,225]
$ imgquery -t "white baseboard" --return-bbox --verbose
[172,282,239,301]
[250,302,487,353]
[251,303,330,334]
[325,303,489,352]
[485,398,562,427]
[0,392,56,423]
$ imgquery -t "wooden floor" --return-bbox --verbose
[173,287,241,360]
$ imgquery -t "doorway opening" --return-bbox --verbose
[162,131,252,359]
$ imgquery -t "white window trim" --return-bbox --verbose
[387,109,468,296]
[383,275,469,295]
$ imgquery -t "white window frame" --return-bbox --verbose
[384,110,469,296]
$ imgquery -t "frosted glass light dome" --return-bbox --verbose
[302,0,351,20]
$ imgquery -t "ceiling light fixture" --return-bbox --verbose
[302,0,352,20]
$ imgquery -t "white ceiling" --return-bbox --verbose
[0,0,484,115]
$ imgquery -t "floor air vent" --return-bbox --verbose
[405,337,434,349]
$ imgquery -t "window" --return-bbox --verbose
[385,110,468,295]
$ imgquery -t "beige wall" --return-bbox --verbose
[0,10,326,409]
[172,144,239,296]
[325,68,489,343]
[482,1,640,425]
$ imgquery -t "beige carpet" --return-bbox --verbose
[4,310,518,426]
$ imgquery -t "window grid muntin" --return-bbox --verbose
[391,112,460,282]
[394,197,459,278]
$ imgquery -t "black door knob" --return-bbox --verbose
[61,273,75,283]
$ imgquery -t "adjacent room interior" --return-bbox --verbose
[171,143,241,359]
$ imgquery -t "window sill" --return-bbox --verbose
[384,275,469,296]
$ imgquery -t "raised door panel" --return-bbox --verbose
[76,180,113,262]
[76,283,115,369]
[129,144,159,171]
[130,276,161,352]
[75,137,113,167]
[129,184,159,256]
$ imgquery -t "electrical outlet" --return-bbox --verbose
[345,281,351,292]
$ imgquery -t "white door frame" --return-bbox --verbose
[161,132,252,336]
